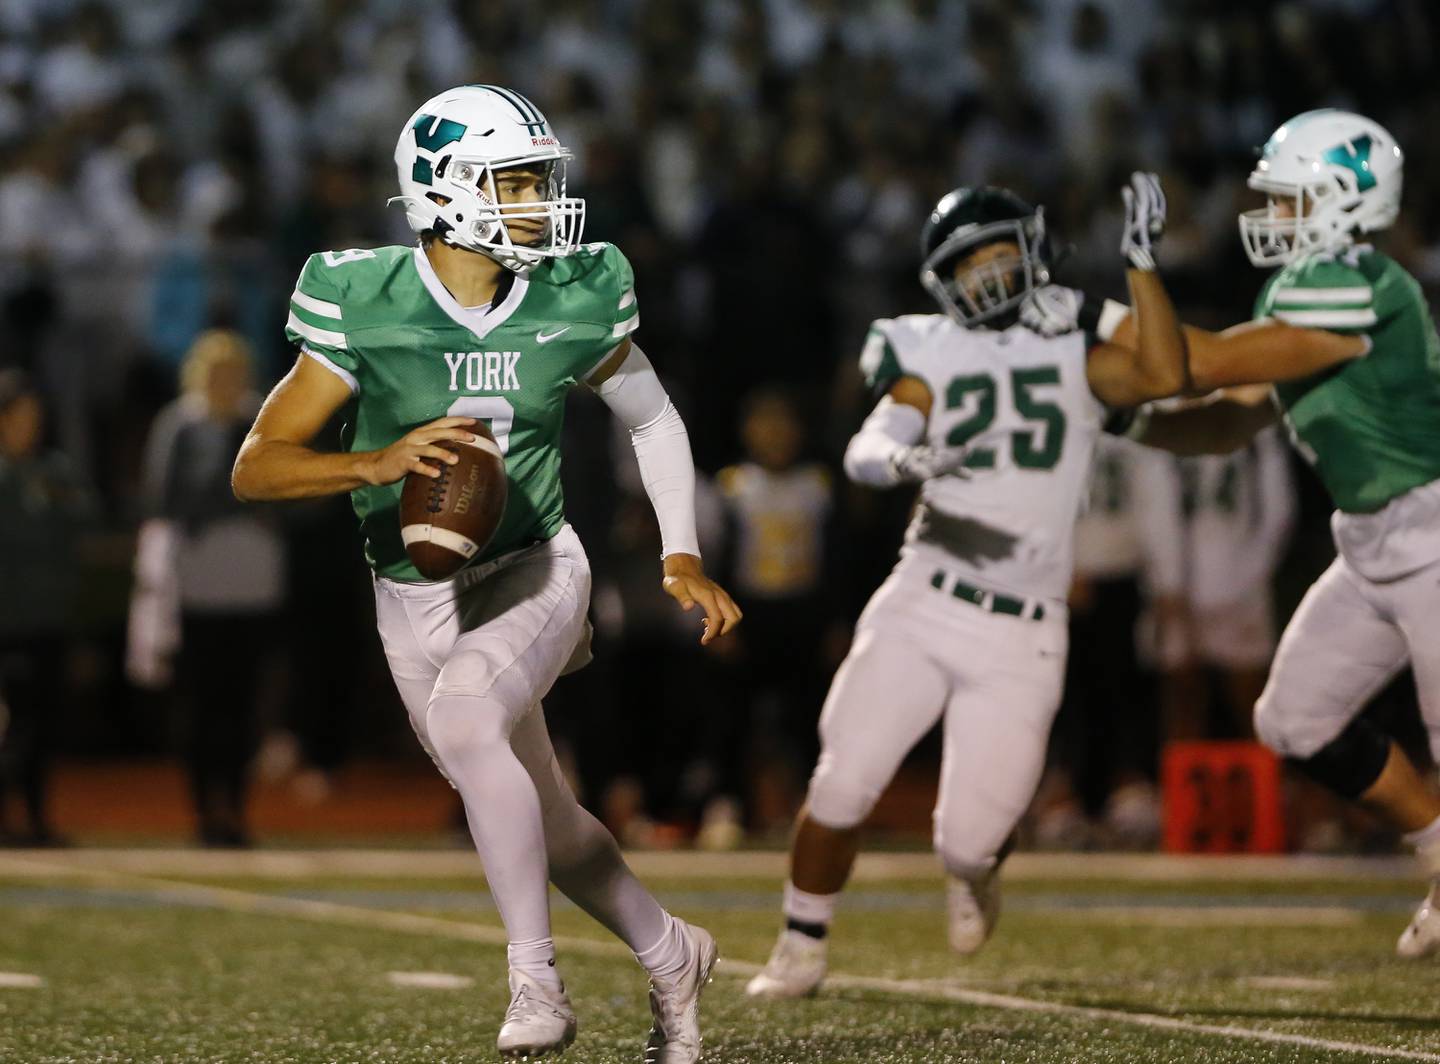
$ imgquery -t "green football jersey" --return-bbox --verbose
[1257,248,1440,513]
[285,242,639,581]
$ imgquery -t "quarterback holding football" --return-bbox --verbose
[233,85,739,1060]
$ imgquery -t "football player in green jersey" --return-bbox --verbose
[1123,109,1440,960]
[232,86,738,1060]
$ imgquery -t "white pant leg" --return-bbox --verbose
[933,612,1067,878]
[805,626,950,830]
[373,581,446,772]
[1380,556,1440,760]
[509,704,671,955]
[1255,556,1408,758]
[372,527,593,958]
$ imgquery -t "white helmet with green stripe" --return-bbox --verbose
[1239,109,1403,267]
[389,85,585,274]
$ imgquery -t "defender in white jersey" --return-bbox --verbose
[746,175,1190,999]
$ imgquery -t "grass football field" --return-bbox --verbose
[1,850,1435,1063]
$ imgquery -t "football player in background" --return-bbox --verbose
[1127,110,1440,958]
[1140,427,1295,743]
[232,86,739,1060]
[746,174,1194,998]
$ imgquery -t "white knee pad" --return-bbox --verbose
[1253,684,1315,758]
[933,826,1000,882]
[805,757,882,830]
[425,693,514,768]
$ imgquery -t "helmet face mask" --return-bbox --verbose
[920,212,1049,328]
[391,87,587,274]
[450,157,585,267]
[1237,109,1403,268]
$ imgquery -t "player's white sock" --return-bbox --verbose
[427,694,554,976]
[507,936,563,991]
[1403,812,1440,879]
[783,881,838,938]
[633,911,690,982]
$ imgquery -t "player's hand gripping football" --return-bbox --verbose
[889,444,972,483]
[662,553,743,645]
[1120,171,1166,271]
[365,417,478,484]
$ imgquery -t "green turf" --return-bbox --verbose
[1,866,1435,1063]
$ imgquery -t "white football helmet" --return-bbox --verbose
[1239,109,1403,267]
[389,85,585,274]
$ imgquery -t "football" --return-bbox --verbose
[398,422,507,580]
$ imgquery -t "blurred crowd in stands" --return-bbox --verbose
[0,0,1434,848]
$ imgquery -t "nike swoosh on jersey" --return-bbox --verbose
[535,327,572,344]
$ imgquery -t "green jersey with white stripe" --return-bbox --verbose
[1256,248,1440,513]
[285,241,639,581]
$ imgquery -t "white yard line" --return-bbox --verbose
[0,972,45,988]
[4,854,1434,1062]
[386,971,474,990]
[0,849,1420,882]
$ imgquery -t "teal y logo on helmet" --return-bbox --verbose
[410,114,468,185]
[1322,134,1376,192]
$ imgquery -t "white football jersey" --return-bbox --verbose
[859,302,1112,601]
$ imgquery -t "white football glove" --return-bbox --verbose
[889,445,972,483]
[1019,284,1083,337]
[1120,171,1166,271]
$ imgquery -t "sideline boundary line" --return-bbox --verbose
[6,856,1437,1063]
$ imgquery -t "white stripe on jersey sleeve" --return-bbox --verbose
[618,288,636,310]
[1273,307,1378,328]
[1272,286,1372,306]
[612,313,641,338]
[301,345,359,394]
[291,287,343,319]
[288,311,348,349]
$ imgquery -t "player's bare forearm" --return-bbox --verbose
[232,353,474,502]
[1185,320,1367,392]
[662,552,743,645]
[1108,315,1366,393]
[1085,271,1189,407]
[1126,267,1191,396]
[1136,389,1277,456]
[232,438,379,501]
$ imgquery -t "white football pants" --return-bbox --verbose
[373,525,668,961]
[805,555,1068,878]
[1256,551,1440,761]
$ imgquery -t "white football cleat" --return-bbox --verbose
[496,969,577,1058]
[744,928,827,1000]
[947,870,1001,956]
[1397,882,1440,960]
[645,920,718,1064]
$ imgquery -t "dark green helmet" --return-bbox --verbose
[919,186,1050,327]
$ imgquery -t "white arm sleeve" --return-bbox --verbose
[590,343,701,559]
[843,396,926,487]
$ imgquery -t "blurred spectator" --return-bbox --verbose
[1142,428,1297,741]
[713,388,841,837]
[130,330,283,847]
[0,0,1435,844]
[1036,435,1167,850]
[0,369,94,845]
